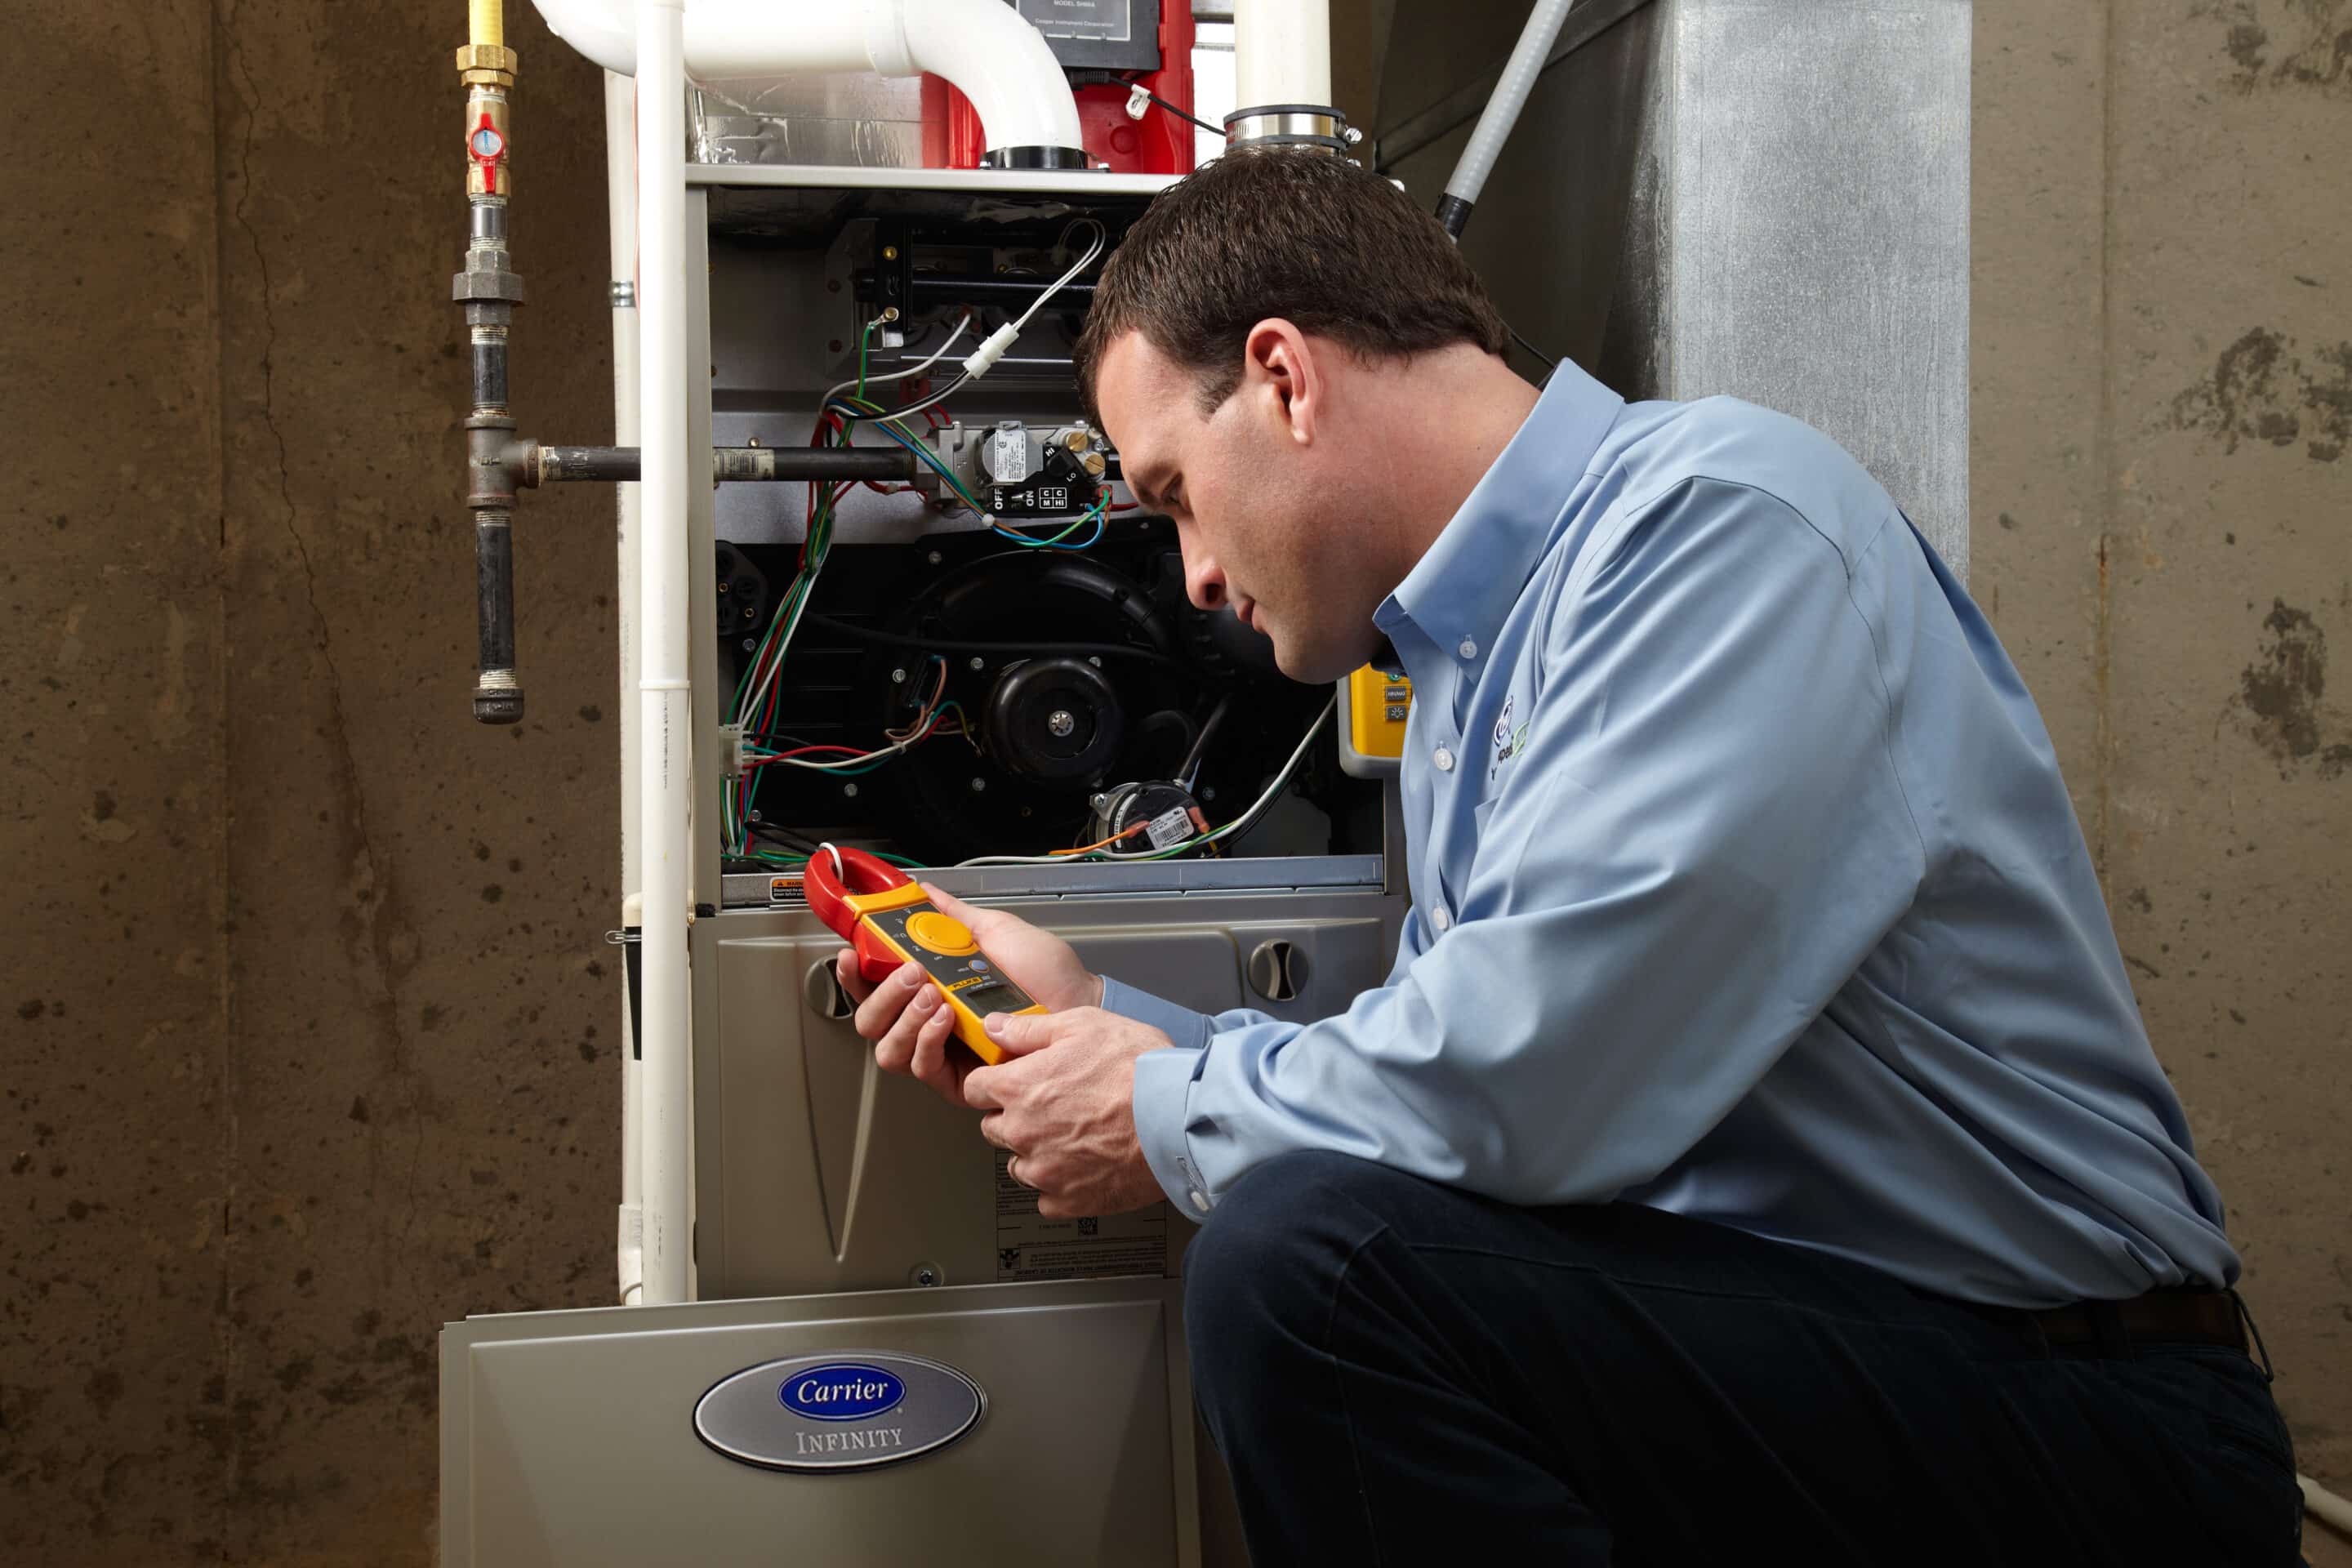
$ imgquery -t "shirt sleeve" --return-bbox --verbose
[1124,477,1929,1212]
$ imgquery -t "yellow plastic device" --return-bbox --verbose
[1339,665,1413,777]
[808,848,1046,1065]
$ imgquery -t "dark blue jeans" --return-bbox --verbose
[1184,1152,2305,1566]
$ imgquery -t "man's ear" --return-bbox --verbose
[1240,318,1321,448]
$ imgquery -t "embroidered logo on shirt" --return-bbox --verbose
[1491,696,1530,765]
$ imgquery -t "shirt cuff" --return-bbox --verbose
[1098,975,1214,1052]
[1098,977,1218,1216]
[1132,1041,1214,1218]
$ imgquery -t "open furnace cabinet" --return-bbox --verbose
[442,155,1406,1568]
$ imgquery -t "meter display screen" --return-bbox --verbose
[952,979,1031,1016]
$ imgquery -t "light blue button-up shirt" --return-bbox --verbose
[1102,360,2238,1309]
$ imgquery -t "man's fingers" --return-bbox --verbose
[975,1109,1014,1151]
[834,947,877,1006]
[919,881,977,919]
[852,959,928,1042]
[982,1007,1066,1058]
[905,996,961,1102]
[871,975,943,1075]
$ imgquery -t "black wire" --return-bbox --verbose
[1178,694,1232,787]
[1508,326,1557,372]
[1134,86,1222,136]
[803,613,1190,672]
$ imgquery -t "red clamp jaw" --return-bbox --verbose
[804,846,929,984]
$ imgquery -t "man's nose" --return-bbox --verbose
[1184,552,1226,612]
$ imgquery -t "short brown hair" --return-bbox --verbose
[1073,149,1511,424]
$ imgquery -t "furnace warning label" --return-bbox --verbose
[993,1147,1168,1282]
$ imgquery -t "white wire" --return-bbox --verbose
[819,312,973,415]
[955,697,1334,867]
[1011,220,1106,333]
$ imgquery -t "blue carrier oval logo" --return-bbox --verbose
[695,1350,986,1474]
[779,1363,905,1421]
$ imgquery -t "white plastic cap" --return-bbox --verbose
[961,322,1024,380]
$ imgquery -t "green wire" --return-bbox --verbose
[856,316,878,399]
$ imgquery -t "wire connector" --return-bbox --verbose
[961,322,1023,381]
[719,722,747,778]
[1125,83,1152,122]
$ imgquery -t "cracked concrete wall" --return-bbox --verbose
[5,1,617,1561]
[1975,0,2351,1534]
[2,0,2345,1562]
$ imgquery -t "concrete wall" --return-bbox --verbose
[2,3,618,1561]
[0,1,2343,1563]
[1973,0,2350,1525]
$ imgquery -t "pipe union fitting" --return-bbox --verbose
[454,42,520,79]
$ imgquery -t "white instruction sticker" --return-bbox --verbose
[993,1147,1169,1283]
[1144,804,1194,850]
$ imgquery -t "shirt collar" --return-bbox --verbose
[1374,359,1625,656]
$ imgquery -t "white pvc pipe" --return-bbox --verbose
[1443,0,1575,209]
[605,68,645,1308]
[635,0,693,1309]
[1235,0,1331,109]
[2305,1472,2352,1539]
[532,0,1081,154]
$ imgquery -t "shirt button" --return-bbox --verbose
[1432,906,1453,933]
[1458,637,1478,660]
[1433,746,1455,772]
[1188,1191,1211,1213]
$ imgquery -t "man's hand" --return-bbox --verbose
[963,1008,1170,1219]
[836,884,1101,1106]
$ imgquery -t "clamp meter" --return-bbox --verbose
[804,846,1045,1066]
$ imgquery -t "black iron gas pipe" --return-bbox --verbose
[452,12,526,724]
[528,446,919,485]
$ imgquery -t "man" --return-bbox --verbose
[836,150,2304,1562]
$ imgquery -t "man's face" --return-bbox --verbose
[1094,329,1385,684]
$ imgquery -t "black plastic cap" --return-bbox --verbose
[473,687,524,724]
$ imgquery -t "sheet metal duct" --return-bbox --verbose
[1376,0,1971,577]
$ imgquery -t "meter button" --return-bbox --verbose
[905,911,978,956]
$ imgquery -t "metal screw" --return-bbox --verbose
[1047,710,1075,737]
[883,245,900,261]
[969,777,987,793]
[914,1266,937,1286]
[746,435,760,447]
[1343,126,1364,145]
[926,550,944,566]
[747,810,763,823]
[742,638,756,651]
[1090,792,1109,810]
[1202,787,1217,801]
[1087,656,1102,668]
[844,782,860,798]
[890,667,907,684]
[968,656,986,672]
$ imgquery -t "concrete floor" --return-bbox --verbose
[1,0,2344,1562]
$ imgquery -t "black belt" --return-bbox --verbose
[1947,1287,2257,1362]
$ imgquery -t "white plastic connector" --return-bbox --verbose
[718,721,746,777]
[961,322,1023,380]
[1125,82,1152,121]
